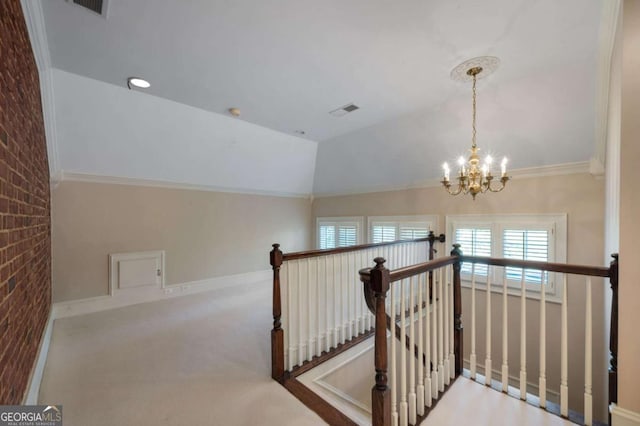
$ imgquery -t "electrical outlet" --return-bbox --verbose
[164,288,175,295]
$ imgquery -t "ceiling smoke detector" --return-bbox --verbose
[329,103,360,117]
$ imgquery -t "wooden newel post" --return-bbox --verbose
[427,231,446,301]
[369,257,391,426]
[427,230,447,261]
[270,243,285,382]
[451,244,463,377]
[608,253,619,411]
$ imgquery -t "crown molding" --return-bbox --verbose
[59,171,313,199]
[593,0,622,176]
[312,161,591,198]
[21,0,61,183]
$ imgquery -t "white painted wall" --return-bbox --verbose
[52,69,317,196]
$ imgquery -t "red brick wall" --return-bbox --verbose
[0,0,52,404]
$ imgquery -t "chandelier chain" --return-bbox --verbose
[472,73,477,149]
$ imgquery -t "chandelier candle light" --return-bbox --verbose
[442,57,510,200]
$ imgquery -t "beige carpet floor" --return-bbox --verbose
[39,281,325,426]
[39,280,572,426]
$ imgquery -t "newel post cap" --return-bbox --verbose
[270,243,283,267]
[370,257,390,294]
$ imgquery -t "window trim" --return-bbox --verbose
[367,215,439,244]
[446,213,567,303]
[316,216,365,249]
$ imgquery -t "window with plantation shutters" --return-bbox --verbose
[454,227,491,276]
[368,215,437,244]
[503,229,550,284]
[338,225,357,247]
[319,225,336,249]
[371,224,396,243]
[399,225,430,240]
[446,214,566,302]
[316,217,363,249]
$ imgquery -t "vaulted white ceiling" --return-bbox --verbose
[37,0,607,195]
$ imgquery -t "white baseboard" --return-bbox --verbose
[23,310,55,404]
[611,404,640,426]
[463,358,560,402]
[52,269,271,319]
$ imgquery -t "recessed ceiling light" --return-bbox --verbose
[228,108,241,117]
[127,77,150,89]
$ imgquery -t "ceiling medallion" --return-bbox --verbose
[441,56,510,200]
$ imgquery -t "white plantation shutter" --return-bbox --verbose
[319,225,336,249]
[399,225,429,240]
[455,227,491,276]
[317,217,363,249]
[369,216,436,243]
[371,225,396,243]
[504,229,549,284]
[338,225,357,247]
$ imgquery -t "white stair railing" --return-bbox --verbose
[279,239,430,371]
[459,255,613,425]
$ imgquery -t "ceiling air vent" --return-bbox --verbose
[66,0,109,18]
[329,103,360,117]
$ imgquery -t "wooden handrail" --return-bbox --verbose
[390,256,459,282]
[459,255,611,278]
[282,233,446,261]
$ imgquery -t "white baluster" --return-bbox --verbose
[485,267,492,387]
[519,271,527,400]
[283,262,293,371]
[443,265,450,386]
[417,273,425,415]
[298,260,304,366]
[431,271,439,399]
[501,271,508,392]
[348,253,355,340]
[343,253,351,342]
[324,256,331,353]
[316,258,322,357]
[351,252,357,338]
[391,283,399,426]
[584,277,593,426]
[333,255,340,348]
[470,264,477,380]
[307,258,314,361]
[438,267,444,392]
[449,265,455,380]
[409,276,417,425]
[539,269,547,408]
[400,280,408,426]
[425,272,432,407]
[560,274,568,417]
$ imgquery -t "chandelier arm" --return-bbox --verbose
[446,183,465,196]
[487,179,509,193]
